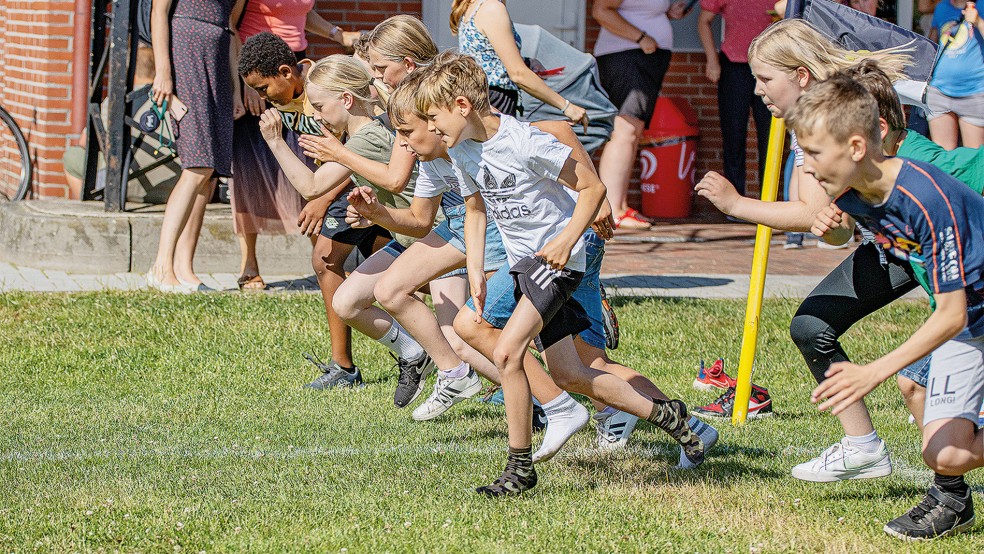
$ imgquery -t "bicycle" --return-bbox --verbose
[0,103,33,201]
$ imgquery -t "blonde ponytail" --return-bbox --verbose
[748,19,913,82]
[307,54,387,110]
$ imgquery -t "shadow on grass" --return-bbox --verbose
[602,275,734,291]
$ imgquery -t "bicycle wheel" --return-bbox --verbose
[0,104,32,201]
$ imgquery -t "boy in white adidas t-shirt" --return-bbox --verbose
[415,53,705,496]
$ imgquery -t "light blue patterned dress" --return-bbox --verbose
[457,0,522,92]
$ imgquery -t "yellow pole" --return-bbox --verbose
[732,117,786,425]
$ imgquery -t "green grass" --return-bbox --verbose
[0,292,979,552]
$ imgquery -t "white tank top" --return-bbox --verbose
[594,0,674,57]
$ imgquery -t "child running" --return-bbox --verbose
[694,19,916,482]
[791,75,984,541]
[416,53,705,495]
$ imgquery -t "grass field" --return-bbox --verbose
[0,291,981,553]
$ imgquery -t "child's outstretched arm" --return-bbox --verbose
[346,186,442,239]
[812,288,968,415]
[463,192,489,322]
[259,109,353,200]
[696,167,831,232]
[538,157,606,269]
[298,132,417,194]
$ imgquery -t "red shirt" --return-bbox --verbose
[700,0,775,63]
[238,0,315,52]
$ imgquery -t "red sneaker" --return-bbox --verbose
[693,358,736,391]
[693,385,773,419]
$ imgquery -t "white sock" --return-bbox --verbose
[844,431,881,454]
[532,392,589,463]
[678,416,718,469]
[438,361,469,380]
[380,321,424,360]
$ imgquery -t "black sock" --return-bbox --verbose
[476,446,537,497]
[332,361,356,374]
[647,399,704,465]
[934,473,969,497]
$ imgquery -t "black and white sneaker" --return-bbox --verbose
[393,353,436,408]
[302,353,363,389]
[412,369,482,421]
[884,486,976,541]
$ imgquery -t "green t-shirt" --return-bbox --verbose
[895,130,984,308]
[897,130,984,194]
[345,119,436,247]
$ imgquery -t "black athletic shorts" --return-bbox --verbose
[319,191,391,257]
[510,255,589,351]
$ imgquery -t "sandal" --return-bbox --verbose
[237,273,267,291]
[613,207,652,230]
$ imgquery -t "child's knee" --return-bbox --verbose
[492,344,522,373]
[896,375,923,401]
[453,307,479,342]
[331,286,360,321]
[374,275,408,311]
[311,246,344,277]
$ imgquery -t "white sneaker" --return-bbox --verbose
[593,409,639,451]
[677,417,719,469]
[791,438,892,482]
[411,369,482,421]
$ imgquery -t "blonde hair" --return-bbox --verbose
[415,51,491,115]
[369,15,438,67]
[306,54,388,109]
[387,69,427,126]
[449,0,471,35]
[785,74,881,147]
[748,19,912,82]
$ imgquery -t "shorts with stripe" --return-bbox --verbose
[509,255,589,351]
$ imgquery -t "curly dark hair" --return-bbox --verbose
[238,32,296,77]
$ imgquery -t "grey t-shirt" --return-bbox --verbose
[451,115,585,271]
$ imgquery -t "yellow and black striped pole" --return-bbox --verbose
[732,116,786,425]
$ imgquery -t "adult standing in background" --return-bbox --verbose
[149,0,242,292]
[926,0,984,150]
[450,0,590,122]
[698,0,774,197]
[232,0,361,290]
[593,0,686,229]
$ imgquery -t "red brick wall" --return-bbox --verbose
[307,0,423,59]
[0,1,76,199]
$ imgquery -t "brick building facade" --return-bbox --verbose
[0,0,764,206]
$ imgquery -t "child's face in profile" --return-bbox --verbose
[243,66,299,106]
[797,123,861,198]
[426,105,468,148]
[394,114,446,161]
[307,85,348,133]
[368,48,411,90]
[750,58,806,118]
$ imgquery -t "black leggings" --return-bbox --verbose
[790,242,918,384]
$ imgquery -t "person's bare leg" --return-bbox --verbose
[312,235,356,368]
[575,339,669,407]
[597,115,645,220]
[427,275,499,382]
[65,173,82,200]
[897,375,926,430]
[929,113,960,150]
[957,119,984,149]
[332,249,399,341]
[238,233,261,282]
[174,177,215,285]
[151,167,214,285]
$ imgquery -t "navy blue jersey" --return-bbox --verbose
[835,158,984,335]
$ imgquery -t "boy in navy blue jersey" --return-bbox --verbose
[788,75,984,541]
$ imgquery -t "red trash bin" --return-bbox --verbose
[638,97,699,219]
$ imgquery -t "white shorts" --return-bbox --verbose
[923,331,984,425]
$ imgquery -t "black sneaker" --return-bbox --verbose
[600,283,619,350]
[393,353,436,408]
[302,352,363,390]
[884,485,976,541]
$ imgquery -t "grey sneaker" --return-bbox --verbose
[412,369,482,421]
[393,353,436,408]
[303,353,363,390]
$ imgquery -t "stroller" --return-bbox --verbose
[514,24,618,155]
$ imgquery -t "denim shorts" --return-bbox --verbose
[898,355,931,388]
[380,239,406,258]
[432,204,508,273]
[467,229,607,349]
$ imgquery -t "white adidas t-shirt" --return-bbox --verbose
[450,115,586,272]
[413,158,465,211]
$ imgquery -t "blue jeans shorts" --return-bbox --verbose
[466,229,607,349]
[432,204,508,274]
[380,239,406,258]
[898,355,931,388]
